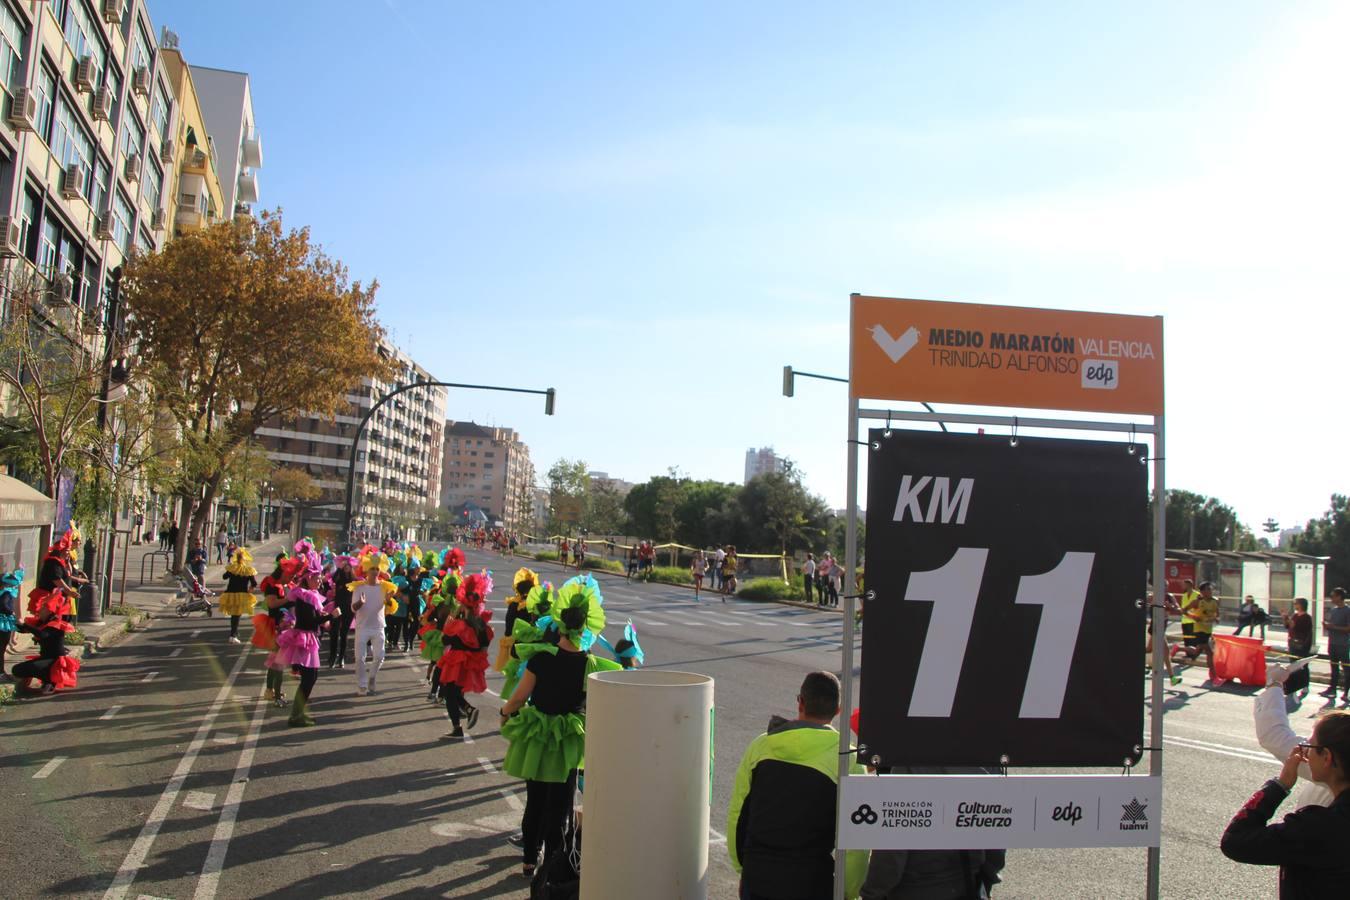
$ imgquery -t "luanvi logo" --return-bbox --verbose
[1119,798,1149,831]
[870,324,921,363]
[850,803,879,825]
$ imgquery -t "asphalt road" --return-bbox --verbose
[0,546,1320,898]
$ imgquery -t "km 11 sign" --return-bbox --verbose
[860,430,1147,768]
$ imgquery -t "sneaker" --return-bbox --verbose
[228,636,242,645]
[426,688,438,702]
[274,693,288,708]
[1320,688,1337,697]
[357,686,368,696]
[40,683,55,694]
[443,726,464,740]
[465,705,480,730]
[338,659,345,669]
[506,832,525,849]
[1170,675,1182,686]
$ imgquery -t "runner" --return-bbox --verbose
[1181,581,1220,683]
[1145,590,1183,686]
[721,545,739,600]
[219,548,258,645]
[419,571,459,701]
[691,550,707,599]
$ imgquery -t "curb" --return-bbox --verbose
[0,604,152,706]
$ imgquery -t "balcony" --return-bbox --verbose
[182,145,209,174]
[241,132,263,169]
[237,169,259,204]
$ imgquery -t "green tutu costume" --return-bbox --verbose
[500,574,621,783]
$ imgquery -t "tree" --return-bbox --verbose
[547,459,589,532]
[583,479,628,534]
[737,471,832,555]
[1291,494,1350,590]
[269,465,321,507]
[122,210,396,569]
[624,472,683,541]
[675,480,741,548]
[0,272,104,499]
[1162,489,1257,551]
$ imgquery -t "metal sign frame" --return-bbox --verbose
[835,301,1166,900]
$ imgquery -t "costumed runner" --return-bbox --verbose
[437,571,494,739]
[595,620,645,670]
[349,548,398,696]
[14,578,81,694]
[28,528,80,626]
[0,568,19,679]
[419,569,460,701]
[276,546,326,726]
[219,548,258,644]
[252,553,291,707]
[495,567,540,673]
[499,573,621,879]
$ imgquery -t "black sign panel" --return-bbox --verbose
[860,430,1147,767]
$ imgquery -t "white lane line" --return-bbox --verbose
[193,667,271,900]
[478,757,524,810]
[642,619,669,627]
[33,756,68,779]
[141,672,159,683]
[168,648,183,658]
[1163,736,1271,764]
[702,615,741,626]
[709,826,727,845]
[183,791,216,811]
[103,646,251,900]
[212,734,237,745]
[101,706,124,721]
[191,630,201,638]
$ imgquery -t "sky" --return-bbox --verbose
[154,0,1349,534]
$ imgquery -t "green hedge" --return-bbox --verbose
[737,578,800,602]
[646,566,693,586]
[582,558,624,574]
[534,550,561,562]
[63,628,86,646]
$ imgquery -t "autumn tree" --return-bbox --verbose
[122,210,396,569]
[547,459,589,532]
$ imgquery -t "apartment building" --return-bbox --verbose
[253,343,446,546]
[439,421,536,532]
[744,446,787,484]
[186,61,259,217]
[155,32,224,235]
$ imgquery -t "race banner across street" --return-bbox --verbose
[837,774,1162,850]
[849,294,1164,415]
[860,429,1148,767]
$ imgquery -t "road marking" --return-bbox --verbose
[101,706,124,721]
[141,672,159,683]
[33,756,68,779]
[103,646,251,900]
[702,615,741,626]
[642,619,669,627]
[191,630,201,638]
[212,734,237,745]
[193,670,271,900]
[183,791,215,811]
[1163,735,1271,764]
[168,648,183,658]
[709,826,727,845]
[478,757,523,810]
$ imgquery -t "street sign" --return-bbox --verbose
[837,774,1162,850]
[860,429,1147,767]
[849,295,1164,415]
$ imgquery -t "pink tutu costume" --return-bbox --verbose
[277,586,325,671]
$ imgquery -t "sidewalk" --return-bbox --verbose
[2,535,290,703]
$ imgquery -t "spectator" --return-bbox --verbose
[1236,595,1269,639]
[1283,598,1314,698]
[215,525,228,564]
[728,671,869,900]
[713,545,726,592]
[167,520,180,554]
[158,522,169,551]
[187,539,208,585]
[625,545,638,581]
[802,553,816,605]
[1221,710,1350,893]
[1324,588,1350,704]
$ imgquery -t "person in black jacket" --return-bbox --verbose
[328,556,355,668]
[1221,709,1350,897]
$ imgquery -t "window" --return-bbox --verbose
[143,158,163,210]
[0,2,24,94]
[18,186,38,262]
[131,22,152,74]
[149,80,169,140]
[56,225,84,302]
[32,65,56,143]
[51,94,95,196]
[485,452,496,458]
[91,156,110,213]
[38,214,58,274]
[59,0,106,89]
[134,227,150,255]
[103,63,120,121]
[483,464,494,470]
[121,109,144,163]
[111,189,133,254]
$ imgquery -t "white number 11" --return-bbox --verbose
[904,549,1095,719]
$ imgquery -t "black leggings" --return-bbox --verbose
[402,617,417,651]
[12,657,54,684]
[443,682,474,725]
[329,613,352,663]
[229,615,241,638]
[522,769,577,866]
[295,665,318,701]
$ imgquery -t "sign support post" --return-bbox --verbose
[1146,416,1166,899]
[834,396,861,900]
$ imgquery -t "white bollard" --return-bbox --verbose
[580,669,715,900]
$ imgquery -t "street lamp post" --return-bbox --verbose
[340,381,554,551]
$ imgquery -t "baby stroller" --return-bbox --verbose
[176,574,216,617]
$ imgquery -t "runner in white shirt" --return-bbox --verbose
[351,556,395,696]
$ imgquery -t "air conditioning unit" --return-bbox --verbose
[61,164,83,200]
[7,87,36,132]
[124,152,140,182]
[151,209,166,231]
[94,213,114,241]
[101,0,124,25]
[75,56,97,93]
[132,66,150,97]
[91,86,112,121]
[52,273,74,302]
[0,215,21,257]
[159,137,174,164]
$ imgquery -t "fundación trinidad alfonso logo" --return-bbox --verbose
[870,324,922,363]
[851,803,879,825]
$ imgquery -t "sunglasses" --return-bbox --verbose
[1297,743,1326,754]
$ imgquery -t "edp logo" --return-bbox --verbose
[1081,359,1118,391]
[1051,802,1083,825]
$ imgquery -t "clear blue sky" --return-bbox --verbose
[156,0,1348,534]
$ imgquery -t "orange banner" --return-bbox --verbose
[849,295,1164,415]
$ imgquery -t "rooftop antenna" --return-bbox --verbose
[160,26,179,50]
